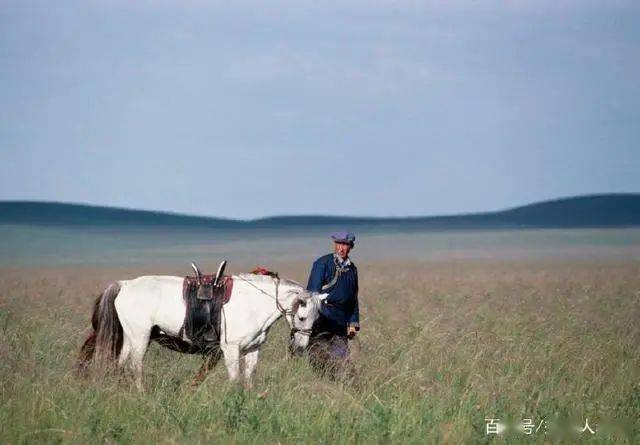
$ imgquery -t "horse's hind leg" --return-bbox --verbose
[118,336,132,370]
[129,333,150,391]
[119,320,150,391]
[192,349,222,387]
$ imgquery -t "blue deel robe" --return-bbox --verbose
[306,253,360,335]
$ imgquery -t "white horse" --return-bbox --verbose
[77,269,323,389]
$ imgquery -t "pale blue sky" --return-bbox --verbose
[1,1,638,219]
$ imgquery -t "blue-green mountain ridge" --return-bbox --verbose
[1,194,639,230]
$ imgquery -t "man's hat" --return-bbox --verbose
[331,231,355,246]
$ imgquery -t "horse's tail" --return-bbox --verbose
[76,331,97,375]
[78,282,123,373]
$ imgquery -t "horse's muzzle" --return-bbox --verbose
[288,333,309,356]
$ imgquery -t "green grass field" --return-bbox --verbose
[1,261,639,443]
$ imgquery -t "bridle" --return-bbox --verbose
[235,274,314,338]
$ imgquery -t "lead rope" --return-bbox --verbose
[273,276,294,330]
[274,276,287,316]
[235,274,314,338]
[235,274,290,317]
[220,275,284,346]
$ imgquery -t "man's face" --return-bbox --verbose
[334,241,352,259]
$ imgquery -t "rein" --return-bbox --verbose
[234,275,313,337]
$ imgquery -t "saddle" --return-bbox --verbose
[179,261,233,350]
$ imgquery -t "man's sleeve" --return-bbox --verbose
[348,268,360,330]
[306,258,326,292]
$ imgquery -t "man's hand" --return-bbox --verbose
[347,326,357,338]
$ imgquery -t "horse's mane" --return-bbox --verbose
[235,273,304,290]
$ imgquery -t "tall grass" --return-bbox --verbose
[1,261,639,443]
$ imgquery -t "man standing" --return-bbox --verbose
[306,231,359,376]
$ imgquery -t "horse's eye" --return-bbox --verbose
[299,300,307,308]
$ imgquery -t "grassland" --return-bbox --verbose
[1,260,639,443]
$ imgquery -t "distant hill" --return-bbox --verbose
[1,194,639,231]
[0,201,239,229]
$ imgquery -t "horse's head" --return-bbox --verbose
[288,290,322,355]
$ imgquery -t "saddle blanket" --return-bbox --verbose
[180,275,233,350]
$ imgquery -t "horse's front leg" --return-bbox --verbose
[221,344,241,382]
[242,349,260,389]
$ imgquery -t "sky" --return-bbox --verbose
[1,0,639,219]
